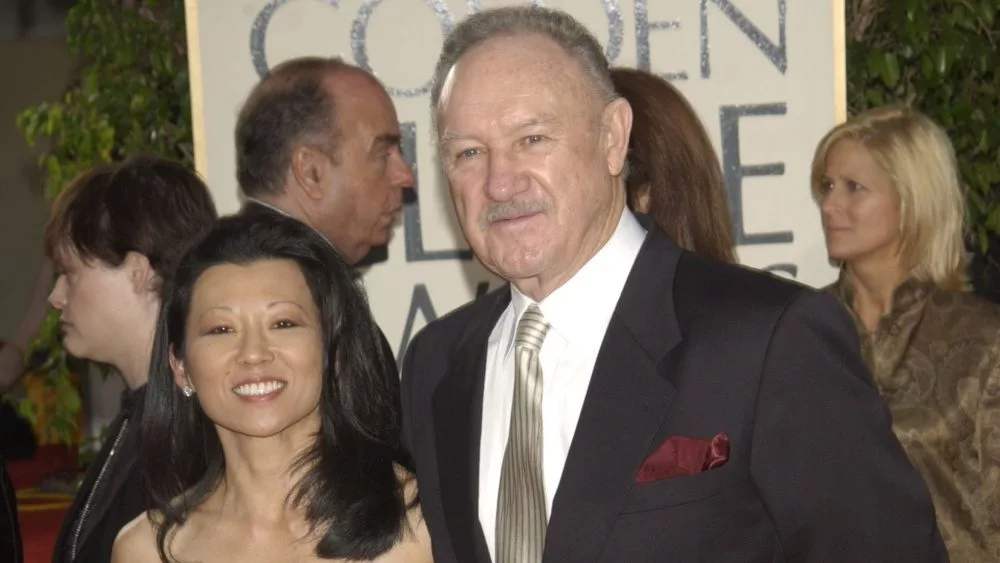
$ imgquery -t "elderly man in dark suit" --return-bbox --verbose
[400,6,947,563]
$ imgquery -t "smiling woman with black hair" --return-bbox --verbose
[111,212,431,562]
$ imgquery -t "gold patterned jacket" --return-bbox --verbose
[827,276,1000,562]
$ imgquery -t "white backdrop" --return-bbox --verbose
[184,0,845,359]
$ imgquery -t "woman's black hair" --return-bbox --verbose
[142,211,413,561]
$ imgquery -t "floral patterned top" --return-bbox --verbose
[828,276,1000,562]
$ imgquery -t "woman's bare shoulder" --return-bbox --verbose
[112,511,163,562]
[376,467,433,563]
[373,503,433,563]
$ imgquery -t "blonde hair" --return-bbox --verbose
[810,105,969,291]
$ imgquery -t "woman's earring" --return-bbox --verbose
[182,384,195,397]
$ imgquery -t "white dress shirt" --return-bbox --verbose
[478,208,646,560]
[244,197,288,216]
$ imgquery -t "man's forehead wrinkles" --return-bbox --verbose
[443,94,561,130]
[441,114,559,145]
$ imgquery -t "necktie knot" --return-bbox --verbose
[516,304,550,354]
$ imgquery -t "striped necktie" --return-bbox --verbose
[496,303,551,563]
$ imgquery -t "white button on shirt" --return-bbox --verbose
[477,208,646,560]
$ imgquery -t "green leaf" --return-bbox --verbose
[988,206,1000,231]
[953,5,977,31]
[935,46,949,76]
[17,398,38,426]
[920,53,935,79]
[969,189,986,214]
[865,88,886,107]
[868,51,887,80]
[980,1,996,28]
[17,109,40,144]
[882,53,901,88]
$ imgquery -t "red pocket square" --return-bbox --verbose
[634,432,730,484]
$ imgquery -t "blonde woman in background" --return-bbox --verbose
[812,104,1000,561]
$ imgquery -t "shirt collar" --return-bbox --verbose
[502,207,646,359]
[245,198,342,254]
[246,197,293,218]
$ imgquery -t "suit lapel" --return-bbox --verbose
[431,290,510,563]
[544,230,684,562]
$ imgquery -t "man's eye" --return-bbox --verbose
[457,147,480,160]
[525,134,544,144]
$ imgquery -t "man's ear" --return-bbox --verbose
[602,97,633,177]
[289,145,331,202]
[124,252,158,295]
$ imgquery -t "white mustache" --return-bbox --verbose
[478,200,549,230]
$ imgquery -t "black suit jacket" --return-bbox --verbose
[401,226,947,562]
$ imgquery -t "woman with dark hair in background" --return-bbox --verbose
[611,67,737,263]
[46,156,218,563]
[112,213,431,562]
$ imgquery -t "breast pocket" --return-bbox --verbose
[619,462,744,513]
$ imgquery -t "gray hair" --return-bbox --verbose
[429,6,617,113]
